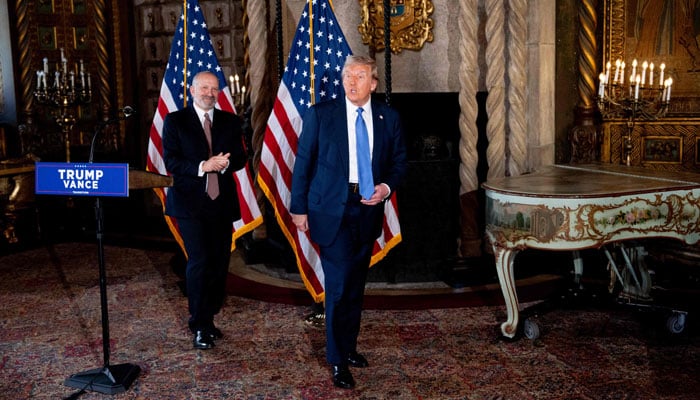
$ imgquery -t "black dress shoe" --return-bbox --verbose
[207,326,223,340]
[331,365,355,389]
[192,330,215,349]
[346,351,368,368]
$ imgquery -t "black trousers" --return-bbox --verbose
[177,197,232,332]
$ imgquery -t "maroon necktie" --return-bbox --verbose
[203,113,219,199]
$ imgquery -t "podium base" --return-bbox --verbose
[64,363,141,395]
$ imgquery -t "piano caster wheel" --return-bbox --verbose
[666,312,687,335]
[523,318,540,340]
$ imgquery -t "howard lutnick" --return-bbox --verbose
[57,168,104,189]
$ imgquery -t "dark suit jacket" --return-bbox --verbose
[162,106,247,222]
[290,98,407,246]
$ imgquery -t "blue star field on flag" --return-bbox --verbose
[283,0,353,113]
[164,1,230,109]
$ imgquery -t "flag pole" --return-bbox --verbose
[183,0,188,107]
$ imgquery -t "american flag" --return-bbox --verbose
[146,0,262,253]
[257,0,402,302]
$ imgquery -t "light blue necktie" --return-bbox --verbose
[355,107,374,199]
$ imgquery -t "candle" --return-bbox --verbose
[605,61,611,84]
[613,59,620,83]
[80,59,84,75]
[659,63,665,87]
[54,71,60,88]
[87,73,91,90]
[634,75,640,100]
[60,48,65,62]
[640,61,648,87]
[43,57,49,74]
[620,61,626,84]
[241,85,246,102]
[598,73,606,97]
[666,78,672,101]
[631,59,638,78]
[36,71,42,89]
[661,81,667,101]
[42,72,47,88]
[69,71,75,89]
[80,71,85,89]
[648,63,654,86]
[234,74,240,94]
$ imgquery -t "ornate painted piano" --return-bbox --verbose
[1,159,37,243]
[483,163,700,339]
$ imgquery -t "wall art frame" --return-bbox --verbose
[641,135,682,164]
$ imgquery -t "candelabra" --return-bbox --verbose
[33,48,92,162]
[229,74,248,112]
[597,59,672,166]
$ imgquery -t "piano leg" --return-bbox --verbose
[493,245,520,338]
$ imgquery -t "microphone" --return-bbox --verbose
[120,106,135,118]
[88,106,136,162]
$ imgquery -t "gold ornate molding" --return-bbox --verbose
[601,0,625,64]
[358,0,434,54]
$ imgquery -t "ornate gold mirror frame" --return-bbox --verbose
[358,0,434,54]
[602,0,700,116]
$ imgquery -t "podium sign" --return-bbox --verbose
[35,162,129,197]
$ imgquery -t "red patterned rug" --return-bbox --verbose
[1,243,699,399]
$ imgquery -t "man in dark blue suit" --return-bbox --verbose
[162,71,247,350]
[290,55,407,389]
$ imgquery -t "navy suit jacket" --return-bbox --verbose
[162,106,247,222]
[290,98,407,246]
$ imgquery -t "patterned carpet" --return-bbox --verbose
[1,242,699,399]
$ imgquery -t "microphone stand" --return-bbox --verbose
[64,111,140,395]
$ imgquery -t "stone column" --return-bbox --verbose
[570,0,599,163]
[457,0,481,257]
[526,0,557,169]
[506,0,528,177]
[484,0,507,180]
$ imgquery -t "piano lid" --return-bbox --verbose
[482,163,700,198]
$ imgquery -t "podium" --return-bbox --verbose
[36,164,172,395]
[128,169,173,190]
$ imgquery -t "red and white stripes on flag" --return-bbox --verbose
[146,0,262,254]
[257,0,401,303]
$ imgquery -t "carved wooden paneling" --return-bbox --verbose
[601,119,700,172]
[161,4,183,33]
[204,1,232,30]
[133,0,245,144]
